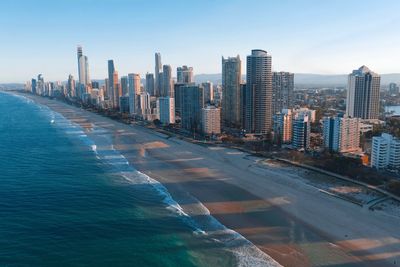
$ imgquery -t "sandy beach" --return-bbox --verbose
[22,94,400,267]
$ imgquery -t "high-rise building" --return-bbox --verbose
[323,115,360,153]
[202,106,221,135]
[222,55,241,128]
[67,74,75,98]
[179,85,204,132]
[145,73,155,95]
[37,74,45,96]
[273,109,292,145]
[177,65,194,84]
[91,81,99,89]
[155,53,162,96]
[245,49,273,134]
[77,46,90,87]
[31,79,37,94]
[128,73,140,115]
[157,97,175,125]
[113,71,120,108]
[272,72,294,114]
[104,78,109,98]
[139,92,152,119]
[292,113,310,151]
[162,65,173,97]
[240,83,247,128]
[108,60,115,107]
[202,82,214,105]
[121,76,128,96]
[371,133,400,170]
[119,96,130,113]
[174,83,184,114]
[346,66,381,120]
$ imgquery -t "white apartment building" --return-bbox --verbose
[371,133,400,170]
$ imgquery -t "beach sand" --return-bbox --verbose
[24,94,400,267]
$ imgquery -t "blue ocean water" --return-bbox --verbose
[0,92,240,267]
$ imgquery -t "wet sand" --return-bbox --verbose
[22,94,400,267]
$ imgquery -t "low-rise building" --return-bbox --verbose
[202,106,221,135]
[371,133,400,170]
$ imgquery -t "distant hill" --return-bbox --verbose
[194,73,400,87]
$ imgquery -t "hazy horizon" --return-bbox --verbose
[1,0,400,82]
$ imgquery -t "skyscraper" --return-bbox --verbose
[113,71,120,108]
[245,50,273,134]
[162,65,173,97]
[108,60,115,107]
[128,73,141,114]
[222,55,241,128]
[179,85,204,132]
[145,73,155,95]
[202,82,214,105]
[77,46,90,87]
[155,53,162,96]
[157,97,175,125]
[31,78,37,95]
[121,76,128,96]
[272,72,294,115]
[346,66,381,120]
[77,46,83,83]
[67,74,75,98]
[177,65,194,84]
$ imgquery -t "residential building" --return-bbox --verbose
[145,73,155,95]
[179,85,204,132]
[128,73,141,114]
[202,106,221,135]
[155,52,162,96]
[119,96,130,113]
[222,55,241,128]
[273,109,292,144]
[202,81,214,105]
[177,65,194,84]
[292,113,310,150]
[272,72,294,114]
[107,60,115,107]
[157,97,175,125]
[245,49,273,134]
[371,133,400,170]
[346,65,381,120]
[323,115,360,153]
[162,65,173,97]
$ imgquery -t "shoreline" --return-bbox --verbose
[11,92,400,267]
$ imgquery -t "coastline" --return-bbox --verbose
[13,92,400,267]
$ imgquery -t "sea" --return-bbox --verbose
[0,92,277,267]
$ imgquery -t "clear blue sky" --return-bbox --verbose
[1,0,400,82]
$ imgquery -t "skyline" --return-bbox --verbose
[1,0,400,82]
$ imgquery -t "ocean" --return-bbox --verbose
[0,92,249,267]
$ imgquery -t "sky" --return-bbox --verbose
[1,0,400,82]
